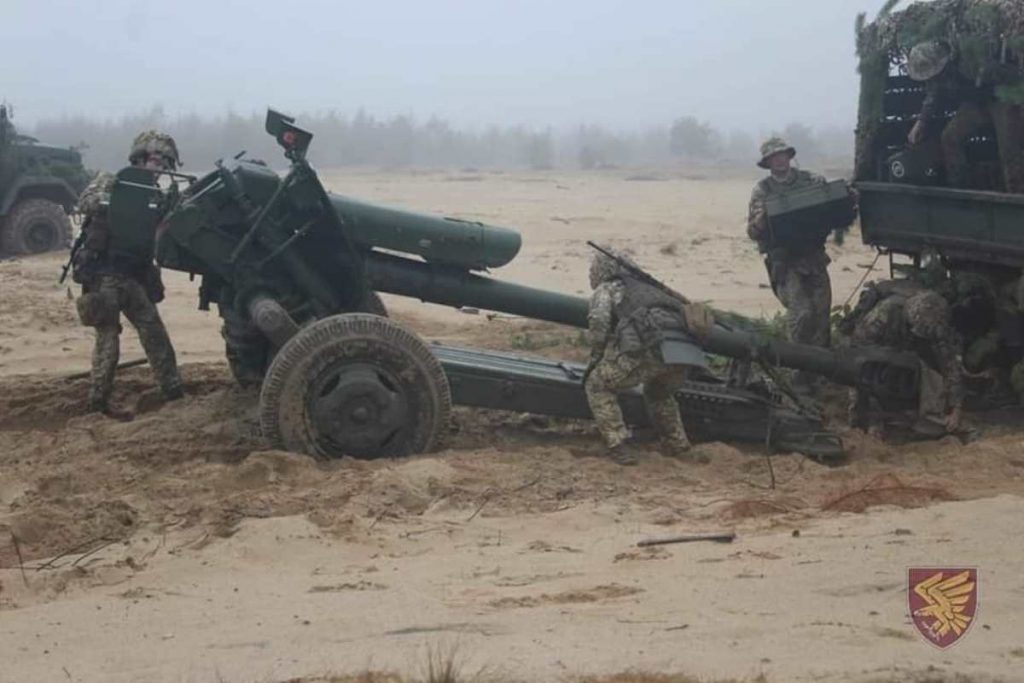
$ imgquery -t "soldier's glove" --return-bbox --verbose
[682,302,714,342]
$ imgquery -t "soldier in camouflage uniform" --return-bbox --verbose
[72,131,183,417]
[583,247,711,466]
[841,280,964,434]
[907,40,1024,193]
[747,137,850,389]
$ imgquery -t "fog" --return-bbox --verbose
[2,0,891,169]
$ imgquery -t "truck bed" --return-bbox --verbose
[857,181,1024,267]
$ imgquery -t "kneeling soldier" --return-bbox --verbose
[583,246,712,465]
[842,281,964,435]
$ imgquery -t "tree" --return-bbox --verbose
[523,130,554,170]
[669,116,720,159]
[782,122,819,162]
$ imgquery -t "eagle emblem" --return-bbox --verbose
[908,568,978,648]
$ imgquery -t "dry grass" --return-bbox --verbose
[286,663,1013,683]
[284,673,770,683]
[570,675,768,683]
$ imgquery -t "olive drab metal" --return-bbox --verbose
[103,109,936,463]
[0,104,90,255]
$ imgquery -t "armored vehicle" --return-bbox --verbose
[853,1,1024,397]
[103,109,926,463]
[0,105,91,256]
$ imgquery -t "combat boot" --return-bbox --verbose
[607,442,638,466]
[663,439,710,464]
[87,399,134,422]
[162,384,185,402]
[661,438,692,459]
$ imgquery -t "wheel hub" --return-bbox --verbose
[310,364,409,456]
[25,220,59,253]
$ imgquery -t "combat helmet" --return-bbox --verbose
[905,290,950,339]
[907,40,952,82]
[129,130,181,169]
[588,244,636,289]
[757,136,796,169]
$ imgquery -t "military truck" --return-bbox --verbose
[853,0,1024,398]
[0,105,91,256]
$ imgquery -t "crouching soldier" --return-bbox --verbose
[583,246,713,465]
[841,280,964,436]
[72,131,184,417]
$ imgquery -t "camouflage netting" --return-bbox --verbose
[854,0,1024,178]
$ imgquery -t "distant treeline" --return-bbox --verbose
[28,107,854,173]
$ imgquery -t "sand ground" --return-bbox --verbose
[1,168,1021,683]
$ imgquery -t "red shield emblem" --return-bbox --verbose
[908,567,978,648]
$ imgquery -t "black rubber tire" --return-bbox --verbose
[220,292,388,388]
[259,313,451,459]
[221,305,270,388]
[1,199,72,255]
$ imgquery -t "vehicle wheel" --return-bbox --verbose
[260,313,451,459]
[221,305,271,388]
[0,199,72,255]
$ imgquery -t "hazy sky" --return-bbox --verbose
[3,0,889,132]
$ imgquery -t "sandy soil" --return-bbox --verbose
[1,169,1022,683]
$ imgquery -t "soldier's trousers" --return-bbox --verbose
[584,351,689,452]
[942,101,1024,193]
[89,275,181,408]
[775,261,832,347]
[774,259,831,386]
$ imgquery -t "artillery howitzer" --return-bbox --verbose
[106,110,922,461]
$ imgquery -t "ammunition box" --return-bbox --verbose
[765,179,856,248]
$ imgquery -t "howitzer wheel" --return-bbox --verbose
[259,313,451,458]
[221,292,389,388]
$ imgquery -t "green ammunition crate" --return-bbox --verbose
[765,179,856,248]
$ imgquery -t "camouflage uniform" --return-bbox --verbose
[845,281,964,430]
[909,40,1024,193]
[748,138,833,379]
[583,250,697,463]
[72,132,182,413]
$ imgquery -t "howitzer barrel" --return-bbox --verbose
[365,252,919,399]
[365,251,590,324]
[330,194,522,271]
[703,328,919,399]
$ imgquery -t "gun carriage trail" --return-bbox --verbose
[1,164,1023,683]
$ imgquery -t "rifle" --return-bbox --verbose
[585,241,721,341]
[59,217,89,285]
[586,241,691,304]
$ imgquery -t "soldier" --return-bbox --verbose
[72,131,183,417]
[906,39,1024,193]
[583,247,711,466]
[841,280,964,435]
[747,137,840,390]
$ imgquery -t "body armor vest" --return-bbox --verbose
[612,275,689,354]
